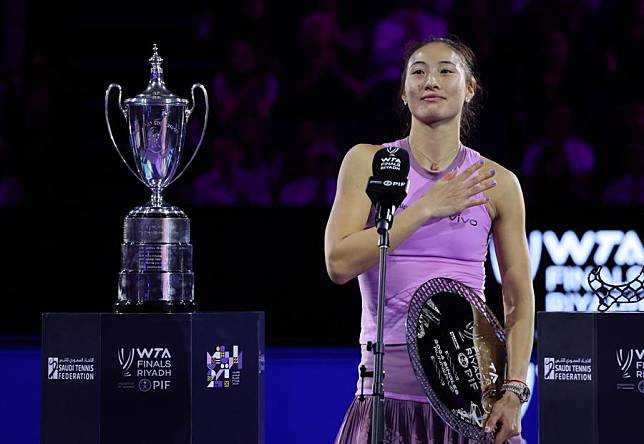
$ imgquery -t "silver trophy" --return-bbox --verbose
[105,44,208,313]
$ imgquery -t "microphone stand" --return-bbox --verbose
[371,206,394,444]
[365,147,409,443]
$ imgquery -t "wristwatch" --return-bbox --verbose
[501,381,530,403]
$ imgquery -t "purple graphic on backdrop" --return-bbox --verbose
[207,345,243,388]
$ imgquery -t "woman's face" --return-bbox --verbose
[402,42,474,126]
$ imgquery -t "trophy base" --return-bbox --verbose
[128,203,187,219]
[114,299,197,314]
[118,200,195,314]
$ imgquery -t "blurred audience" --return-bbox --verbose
[211,40,278,126]
[521,104,596,205]
[279,140,339,206]
[602,102,644,205]
[277,1,365,122]
[603,0,644,99]
[0,140,23,207]
[370,0,448,84]
[194,137,272,206]
[1,1,642,208]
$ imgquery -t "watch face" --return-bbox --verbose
[521,386,530,401]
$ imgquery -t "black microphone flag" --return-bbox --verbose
[365,147,410,233]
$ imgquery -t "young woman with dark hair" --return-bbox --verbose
[325,37,534,444]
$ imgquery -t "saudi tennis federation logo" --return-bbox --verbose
[48,357,59,380]
[544,357,556,380]
[207,345,242,389]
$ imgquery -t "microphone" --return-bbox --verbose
[365,146,410,234]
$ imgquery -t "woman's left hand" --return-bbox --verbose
[484,392,522,444]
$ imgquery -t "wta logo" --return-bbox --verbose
[615,349,644,379]
[379,157,402,172]
[490,230,643,281]
[118,348,135,377]
[489,230,643,312]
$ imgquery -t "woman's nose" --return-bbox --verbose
[424,73,439,89]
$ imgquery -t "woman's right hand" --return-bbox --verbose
[420,160,497,219]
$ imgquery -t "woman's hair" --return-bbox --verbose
[398,35,482,140]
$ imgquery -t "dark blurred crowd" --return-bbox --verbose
[1,0,643,208]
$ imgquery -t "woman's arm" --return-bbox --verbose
[483,163,535,443]
[492,168,535,382]
[324,144,432,284]
[324,144,496,284]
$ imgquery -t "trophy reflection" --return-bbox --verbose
[105,44,208,313]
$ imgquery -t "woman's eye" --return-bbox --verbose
[412,69,424,75]
[441,69,454,74]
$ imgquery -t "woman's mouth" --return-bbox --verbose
[421,95,445,102]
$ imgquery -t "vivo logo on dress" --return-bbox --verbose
[395,205,479,228]
[449,214,478,226]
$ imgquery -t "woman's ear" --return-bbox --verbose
[465,78,477,103]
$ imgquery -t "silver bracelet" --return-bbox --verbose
[501,381,530,403]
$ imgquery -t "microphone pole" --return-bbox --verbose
[371,204,390,444]
[365,148,409,444]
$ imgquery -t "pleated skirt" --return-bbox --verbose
[334,396,524,444]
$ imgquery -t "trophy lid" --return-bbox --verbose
[124,44,189,106]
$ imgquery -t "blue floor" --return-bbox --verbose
[0,348,40,444]
[0,346,537,443]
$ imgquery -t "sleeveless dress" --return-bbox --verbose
[334,138,523,444]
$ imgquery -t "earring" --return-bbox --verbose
[403,100,408,106]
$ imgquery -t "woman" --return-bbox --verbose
[324,37,534,444]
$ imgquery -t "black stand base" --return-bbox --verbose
[538,311,644,444]
[42,312,265,444]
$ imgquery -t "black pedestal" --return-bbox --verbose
[41,312,265,444]
[538,311,644,444]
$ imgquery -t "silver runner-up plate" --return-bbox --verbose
[406,277,506,441]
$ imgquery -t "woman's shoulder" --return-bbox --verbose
[345,143,382,158]
[333,144,384,203]
[460,147,517,185]
[344,137,408,160]
[340,143,382,172]
[479,155,523,221]
[479,156,516,182]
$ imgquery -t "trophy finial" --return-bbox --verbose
[148,43,166,86]
[136,44,181,99]
[149,44,163,71]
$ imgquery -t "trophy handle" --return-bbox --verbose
[105,83,148,186]
[167,83,209,187]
